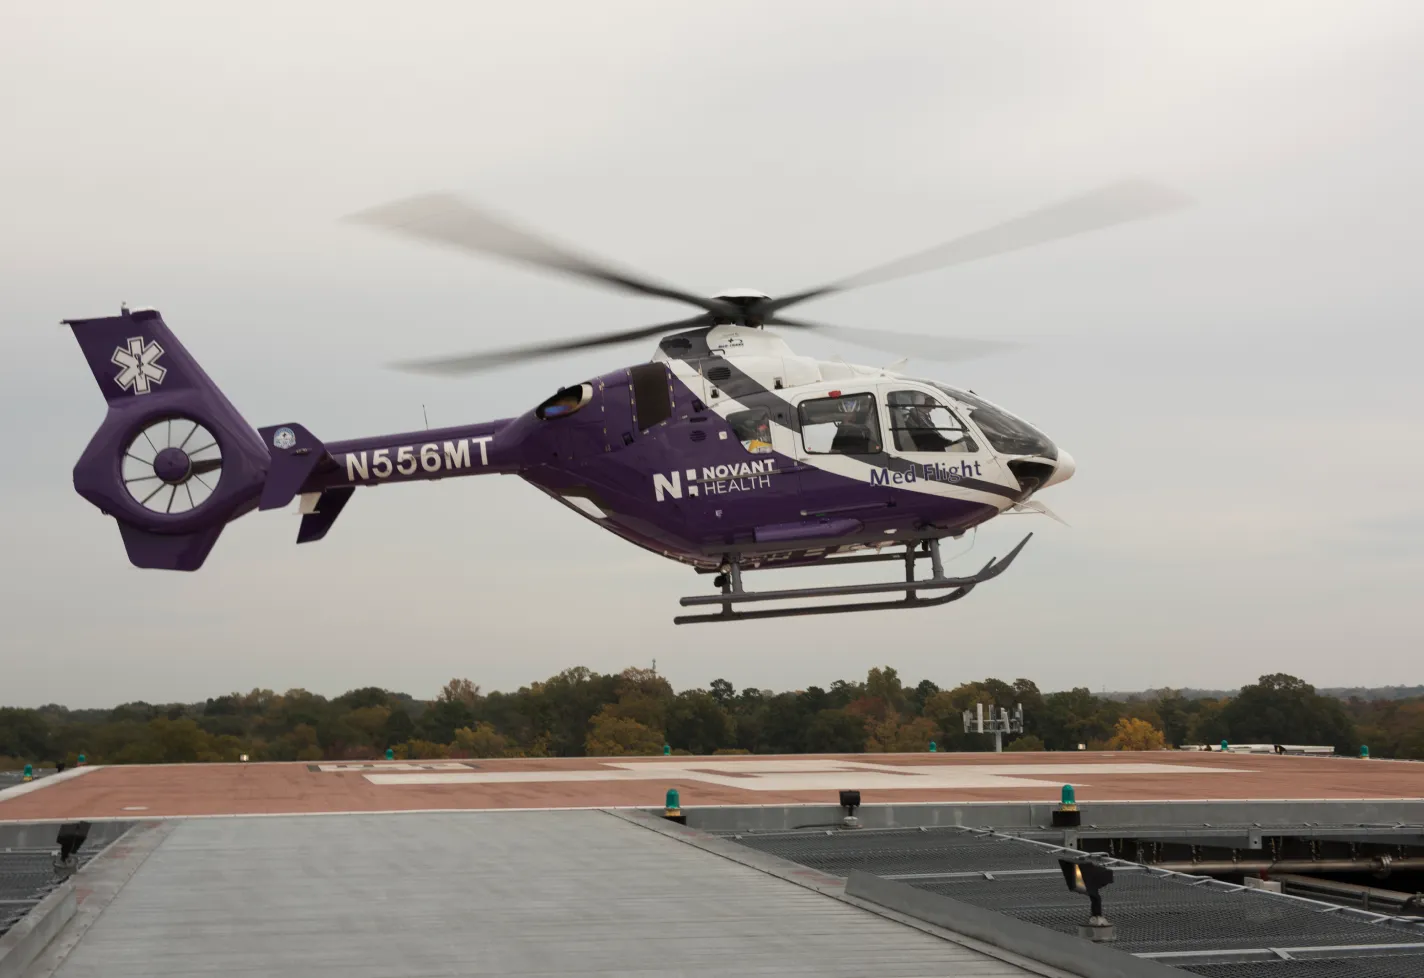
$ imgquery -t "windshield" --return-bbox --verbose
[929,383,1056,459]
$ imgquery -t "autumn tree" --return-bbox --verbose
[1107,717,1167,751]
[867,716,938,753]
[439,678,481,707]
[453,723,508,758]
[585,707,663,756]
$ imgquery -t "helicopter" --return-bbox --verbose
[63,180,1187,623]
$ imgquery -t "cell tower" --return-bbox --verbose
[962,702,1025,752]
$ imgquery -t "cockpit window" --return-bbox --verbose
[536,383,593,420]
[930,383,1056,458]
[728,408,773,454]
[798,393,882,455]
[887,390,977,454]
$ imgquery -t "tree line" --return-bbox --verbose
[1,669,1413,768]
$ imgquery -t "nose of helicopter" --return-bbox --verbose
[1043,450,1076,488]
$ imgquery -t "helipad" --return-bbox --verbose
[2,750,1419,822]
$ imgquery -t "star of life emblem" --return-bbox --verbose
[272,427,296,450]
[111,336,167,395]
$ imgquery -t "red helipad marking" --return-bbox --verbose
[0,752,1419,821]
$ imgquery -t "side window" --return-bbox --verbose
[629,363,671,430]
[797,393,883,455]
[728,408,773,454]
[887,390,977,453]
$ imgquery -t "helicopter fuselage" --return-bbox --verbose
[302,325,1074,569]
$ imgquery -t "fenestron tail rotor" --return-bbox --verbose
[346,179,1190,374]
[121,417,223,515]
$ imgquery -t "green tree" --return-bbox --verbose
[1006,734,1046,752]
[665,690,731,755]
[334,687,395,711]
[607,668,675,730]
[1151,690,1190,747]
[531,667,620,756]
[1221,674,1356,753]
[384,707,415,746]
[0,708,52,761]
[1185,699,1228,745]
[907,680,940,716]
[865,667,907,716]
[1039,688,1119,750]
[418,698,474,744]
[804,709,867,753]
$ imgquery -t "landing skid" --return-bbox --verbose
[673,533,1033,625]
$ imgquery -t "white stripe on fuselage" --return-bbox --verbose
[664,359,1017,509]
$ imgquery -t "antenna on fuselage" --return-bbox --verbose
[423,404,430,429]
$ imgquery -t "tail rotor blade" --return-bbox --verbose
[763,178,1190,315]
[346,193,735,318]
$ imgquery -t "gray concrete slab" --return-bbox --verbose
[49,810,1034,978]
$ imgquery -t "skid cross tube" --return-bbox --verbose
[693,545,945,574]
[673,533,1031,624]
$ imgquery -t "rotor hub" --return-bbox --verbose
[153,446,193,484]
[711,288,771,303]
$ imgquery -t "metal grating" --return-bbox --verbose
[916,872,1408,953]
[725,825,1424,976]
[1181,955,1424,978]
[732,826,1064,876]
[0,848,104,937]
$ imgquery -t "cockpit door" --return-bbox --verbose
[791,389,892,520]
[877,383,992,487]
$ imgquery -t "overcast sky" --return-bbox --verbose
[3,2,1422,708]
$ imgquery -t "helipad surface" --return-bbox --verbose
[3,751,1419,821]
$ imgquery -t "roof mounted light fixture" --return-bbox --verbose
[839,789,861,828]
[1059,856,1116,942]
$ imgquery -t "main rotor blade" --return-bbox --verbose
[763,179,1190,315]
[346,193,736,317]
[768,315,1017,364]
[391,314,713,375]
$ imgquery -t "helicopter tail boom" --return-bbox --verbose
[64,307,522,569]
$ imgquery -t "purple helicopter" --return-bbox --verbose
[64,181,1186,623]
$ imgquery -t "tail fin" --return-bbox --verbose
[254,422,358,544]
[65,307,270,570]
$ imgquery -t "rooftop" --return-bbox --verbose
[3,751,1421,822]
[3,753,1423,978]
